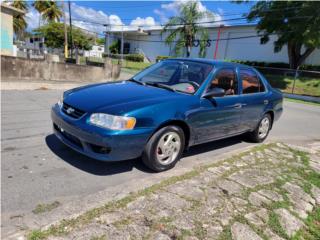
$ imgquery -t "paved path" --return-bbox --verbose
[28,143,320,240]
[1,90,320,238]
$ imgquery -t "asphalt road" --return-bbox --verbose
[1,90,320,236]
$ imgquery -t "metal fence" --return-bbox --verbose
[255,66,320,97]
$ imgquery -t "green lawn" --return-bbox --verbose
[265,74,320,97]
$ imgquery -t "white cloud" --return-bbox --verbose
[26,8,41,30]
[130,17,156,27]
[154,0,225,26]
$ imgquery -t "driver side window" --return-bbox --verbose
[208,68,238,96]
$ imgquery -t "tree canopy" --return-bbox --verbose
[5,0,28,39]
[34,22,94,50]
[33,0,62,22]
[162,1,213,58]
[246,1,320,69]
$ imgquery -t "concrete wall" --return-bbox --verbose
[1,7,14,56]
[1,56,121,82]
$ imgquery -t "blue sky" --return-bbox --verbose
[26,1,255,34]
[77,1,254,25]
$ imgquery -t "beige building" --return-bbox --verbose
[1,3,24,56]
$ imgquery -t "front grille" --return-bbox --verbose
[62,102,85,119]
[54,123,83,149]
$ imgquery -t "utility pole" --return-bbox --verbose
[103,24,110,56]
[121,24,124,62]
[62,0,68,58]
[214,24,224,59]
[68,0,73,58]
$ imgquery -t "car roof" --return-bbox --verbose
[165,58,252,69]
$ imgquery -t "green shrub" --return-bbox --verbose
[125,54,144,62]
[109,40,120,54]
[156,55,171,62]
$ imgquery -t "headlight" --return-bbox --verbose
[89,113,136,130]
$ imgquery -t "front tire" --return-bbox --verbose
[246,114,272,143]
[142,126,185,172]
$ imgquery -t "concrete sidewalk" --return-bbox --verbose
[25,142,320,240]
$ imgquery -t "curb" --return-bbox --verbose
[283,93,320,103]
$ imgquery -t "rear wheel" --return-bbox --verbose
[246,114,272,143]
[142,126,185,172]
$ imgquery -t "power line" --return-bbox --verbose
[68,5,309,27]
[106,32,280,44]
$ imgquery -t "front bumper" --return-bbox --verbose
[51,104,153,161]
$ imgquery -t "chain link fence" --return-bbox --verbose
[256,66,320,97]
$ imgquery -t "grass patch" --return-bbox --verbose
[266,74,320,97]
[217,226,232,240]
[268,211,289,239]
[123,60,151,70]
[32,201,60,214]
[284,98,320,107]
[292,208,320,240]
[112,217,132,229]
[90,235,106,240]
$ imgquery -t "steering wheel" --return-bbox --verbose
[178,81,200,89]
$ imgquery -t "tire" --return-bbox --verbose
[246,113,272,143]
[142,125,185,172]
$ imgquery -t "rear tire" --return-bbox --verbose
[142,125,185,172]
[246,113,272,143]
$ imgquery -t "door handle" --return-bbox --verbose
[231,103,242,109]
[264,100,269,105]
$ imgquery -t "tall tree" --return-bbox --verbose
[162,1,213,58]
[4,0,28,39]
[245,1,320,69]
[33,0,62,22]
[34,22,94,50]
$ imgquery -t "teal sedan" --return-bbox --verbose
[51,59,283,172]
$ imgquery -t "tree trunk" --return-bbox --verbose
[186,45,191,57]
[287,42,315,69]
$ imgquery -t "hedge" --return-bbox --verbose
[156,55,171,62]
[125,54,144,62]
[226,59,320,71]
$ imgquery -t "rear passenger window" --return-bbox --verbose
[240,69,265,94]
[209,68,238,95]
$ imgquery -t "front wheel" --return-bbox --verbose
[142,126,185,172]
[246,114,272,143]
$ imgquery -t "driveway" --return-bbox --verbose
[1,90,320,237]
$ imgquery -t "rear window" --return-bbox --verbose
[240,69,265,94]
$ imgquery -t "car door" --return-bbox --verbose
[190,68,243,144]
[238,68,268,131]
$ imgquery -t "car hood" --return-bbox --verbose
[64,81,189,114]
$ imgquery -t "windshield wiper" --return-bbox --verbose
[145,82,176,92]
[128,78,145,85]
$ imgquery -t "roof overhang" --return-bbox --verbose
[1,3,25,15]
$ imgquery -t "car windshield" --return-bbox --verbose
[131,60,214,94]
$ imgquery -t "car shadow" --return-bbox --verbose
[46,134,244,176]
[45,134,153,175]
[183,135,243,157]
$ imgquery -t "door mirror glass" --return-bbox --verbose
[203,87,225,98]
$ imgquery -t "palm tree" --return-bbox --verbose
[4,0,28,38]
[33,0,62,22]
[162,1,213,58]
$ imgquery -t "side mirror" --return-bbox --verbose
[202,87,225,98]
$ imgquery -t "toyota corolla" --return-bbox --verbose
[51,59,283,172]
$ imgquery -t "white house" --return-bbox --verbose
[84,45,105,58]
[108,24,320,65]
